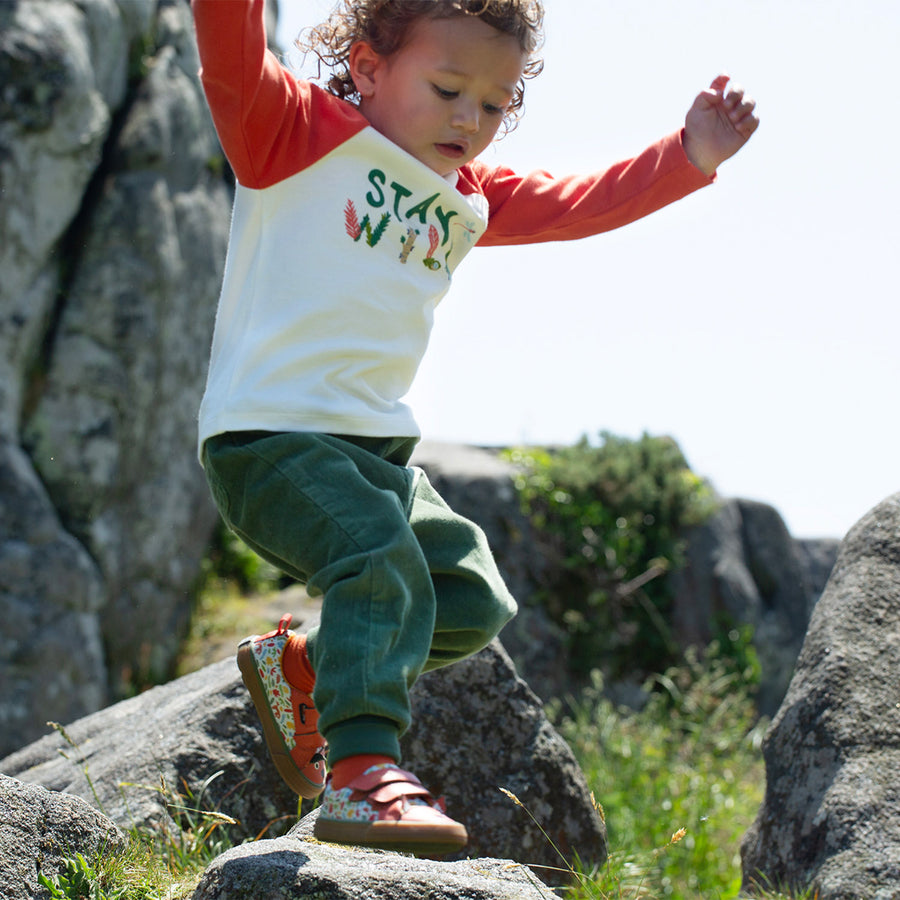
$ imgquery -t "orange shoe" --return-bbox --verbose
[237,614,327,798]
[314,764,468,855]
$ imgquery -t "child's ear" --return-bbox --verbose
[348,42,382,99]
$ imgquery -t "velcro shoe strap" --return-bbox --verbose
[347,765,425,794]
[346,766,446,815]
[364,781,433,807]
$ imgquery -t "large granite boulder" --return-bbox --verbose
[0,774,126,900]
[670,498,839,715]
[740,493,900,898]
[0,654,304,844]
[1,638,606,880]
[402,639,605,870]
[0,0,228,756]
[0,440,108,745]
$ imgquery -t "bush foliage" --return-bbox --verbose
[505,432,718,679]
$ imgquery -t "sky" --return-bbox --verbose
[275,1,900,540]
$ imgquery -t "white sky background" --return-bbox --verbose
[275,0,900,539]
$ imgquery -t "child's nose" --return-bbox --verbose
[451,100,480,134]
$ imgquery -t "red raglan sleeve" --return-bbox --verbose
[466,130,714,247]
[191,0,366,189]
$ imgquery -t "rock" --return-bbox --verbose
[670,498,839,715]
[192,834,557,900]
[293,642,609,882]
[740,493,900,899]
[0,0,228,756]
[402,640,607,877]
[1,638,604,881]
[795,535,842,600]
[17,0,228,698]
[0,655,297,843]
[0,774,126,900]
[0,440,107,746]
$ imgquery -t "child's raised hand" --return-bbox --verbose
[683,74,759,177]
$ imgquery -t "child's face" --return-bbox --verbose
[351,16,527,177]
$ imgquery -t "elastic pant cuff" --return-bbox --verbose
[324,715,402,767]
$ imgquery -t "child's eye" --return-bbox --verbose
[482,102,504,116]
[432,85,458,100]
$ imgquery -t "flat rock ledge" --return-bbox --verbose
[192,831,557,900]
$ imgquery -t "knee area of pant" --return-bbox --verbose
[473,587,518,639]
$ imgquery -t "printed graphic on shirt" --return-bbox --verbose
[344,167,481,277]
[344,200,391,248]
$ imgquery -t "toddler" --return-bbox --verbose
[191,0,758,856]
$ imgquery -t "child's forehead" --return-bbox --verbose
[396,15,527,76]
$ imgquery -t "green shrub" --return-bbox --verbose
[505,432,718,680]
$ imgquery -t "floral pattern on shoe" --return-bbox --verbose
[237,613,327,798]
[320,783,383,823]
[318,764,444,823]
[248,625,297,749]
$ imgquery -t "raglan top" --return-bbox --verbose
[192,0,713,452]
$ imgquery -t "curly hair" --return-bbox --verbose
[296,0,545,131]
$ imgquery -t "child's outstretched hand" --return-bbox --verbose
[683,74,759,177]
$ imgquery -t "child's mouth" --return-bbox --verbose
[435,142,466,159]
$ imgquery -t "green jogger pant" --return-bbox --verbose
[201,430,517,765]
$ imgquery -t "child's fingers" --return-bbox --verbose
[722,82,747,108]
[725,88,758,126]
[720,82,758,125]
[708,73,731,94]
[735,110,760,137]
[730,103,760,137]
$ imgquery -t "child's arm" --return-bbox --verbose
[470,76,757,247]
[470,131,712,247]
[191,0,366,189]
[682,75,759,177]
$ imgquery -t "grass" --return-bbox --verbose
[38,813,223,900]
[40,730,251,900]
[38,841,199,900]
[501,643,814,899]
[557,647,766,899]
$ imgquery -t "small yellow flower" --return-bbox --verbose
[670,827,687,844]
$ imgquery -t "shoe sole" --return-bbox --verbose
[314,817,468,856]
[237,640,325,799]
